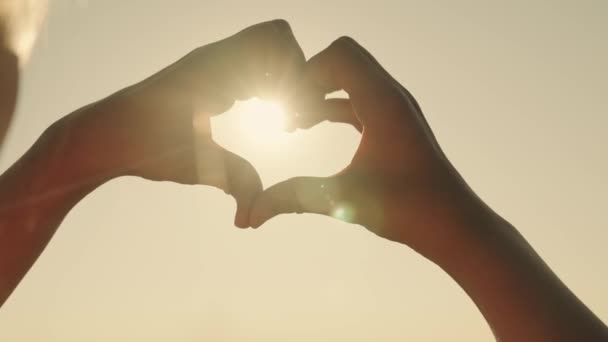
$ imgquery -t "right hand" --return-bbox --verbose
[250,37,482,261]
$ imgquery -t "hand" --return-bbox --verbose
[250,36,478,261]
[249,37,608,342]
[61,20,305,227]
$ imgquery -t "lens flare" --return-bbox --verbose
[331,202,356,223]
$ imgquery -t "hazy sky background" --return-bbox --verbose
[0,1,607,341]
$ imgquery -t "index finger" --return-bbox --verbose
[295,36,404,128]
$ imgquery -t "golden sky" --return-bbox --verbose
[0,1,606,341]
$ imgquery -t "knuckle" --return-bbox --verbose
[331,36,354,51]
[329,36,361,61]
[237,20,294,56]
[336,35,357,45]
[268,19,292,33]
[382,86,408,105]
[332,36,358,52]
[251,19,292,39]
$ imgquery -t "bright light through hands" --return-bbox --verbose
[210,97,293,159]
[209,97,294,187]
[231,98,289,146]
[211,96,360,188]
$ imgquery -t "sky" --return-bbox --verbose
[0,0,607,341]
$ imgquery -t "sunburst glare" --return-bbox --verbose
[231,98,289,146]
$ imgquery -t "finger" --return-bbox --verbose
[249,176,342,228]
[345,39,424,114]
[194,134,262,228]
[335,38,420,109]
[264,20,306,99]
[338,38,443,152]
[223,148,263,228]
[289,98,362,132]
[229,19,306,100]
[295,36,404,128]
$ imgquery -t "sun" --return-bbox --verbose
[233,98,289,145]
[209,97,294,161]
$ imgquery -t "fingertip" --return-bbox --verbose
[251,214,271,229]
[250,195,279,229]
[235,191,261,229]
[250,220,263,229]
[234,209,250,229]
[221,152,263,229]
[248,199,266,229]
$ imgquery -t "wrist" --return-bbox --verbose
[408,168,509,270]
[61,85,198,184]
[47,95,134,187]
[39,116,113,196]
[1,113,112,215]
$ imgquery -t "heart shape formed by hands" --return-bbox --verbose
[209,96,359,195]
[122,19,462,259]
[4,17,594,341]
[120,20,363,231]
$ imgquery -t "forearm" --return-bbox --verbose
[434,189,608,341]
[0,100,121,307]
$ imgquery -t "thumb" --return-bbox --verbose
[287,98,362,132]
[249,176,342,228]
[195,141,262,228]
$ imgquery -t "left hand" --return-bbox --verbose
[59,20,305,227]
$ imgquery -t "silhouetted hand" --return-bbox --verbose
[250,36,474,260]
[64,20,304,227]
[250,37,608,341]
[0,20,307,307]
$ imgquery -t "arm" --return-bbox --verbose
[0,19,305,308]
[0,103,107,307]
[250,37,608,341]
[438,197,607,341]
